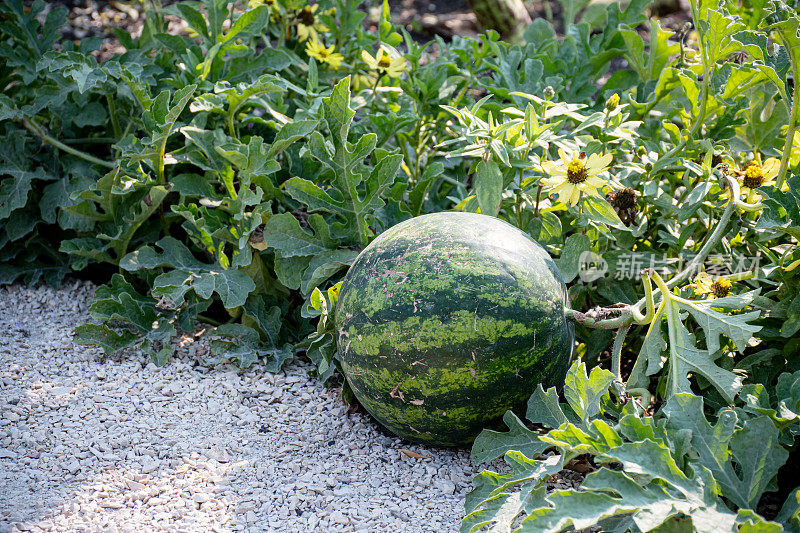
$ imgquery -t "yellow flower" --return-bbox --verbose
[295,4,328,42]
[248,0,276,7]
[305,36,343,68]
[361,46,407,78]
[736,156,780,203]
[692,272,732,299]
[790,130,800,168]
[540,149,612,207]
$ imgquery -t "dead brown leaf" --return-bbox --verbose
[400,449,430,460]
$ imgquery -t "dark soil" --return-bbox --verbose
[33,0,184,61]
[36,0,692,62]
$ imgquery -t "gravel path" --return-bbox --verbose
[0,282,476,532]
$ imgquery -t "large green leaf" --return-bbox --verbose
[472,360,612,464]
[190,74,283,119]
[463,453,563,530]
[261,213,337,258]
[554,233,591,283]
[0,165,39,219]
[663,394,788,510]
[471,411,549,464]
[526,384,570,429]
[523,439,741,533]
[619,20,680,81]
[295,76,403,246]
[37,51,107,93]
[127,84,198,177]
[756,176,800,240]
[732,30,792,103]
[640,281,761,402]
[120,237,255,309]
[73,274,176,365]
[208,323,293,370]
[563,360,616,426]
[697,8,745,64]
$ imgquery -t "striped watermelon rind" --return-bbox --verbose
[335,212,574,446]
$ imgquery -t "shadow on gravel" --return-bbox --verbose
[0,282,475,532]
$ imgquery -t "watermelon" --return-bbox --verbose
[335,212,574,447]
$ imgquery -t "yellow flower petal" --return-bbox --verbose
[586,175,606,188]
[585,166,607,177]
[579,181,600,194]
[549,181,570,194]
[569,186,581,206]
[586,152,612,170]
[762,157,780,179]
[543,167,567,177]
[555,183,574,204]
[540,176,565,186]
[361,50,376,66]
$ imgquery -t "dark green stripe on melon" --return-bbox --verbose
[336,212,573,447]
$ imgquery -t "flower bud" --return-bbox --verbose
[605,93,620,112]
[543,86,555,100]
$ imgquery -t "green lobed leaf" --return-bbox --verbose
[663,394,788,510]
[471,411,549,464]
[120,237,255,309]
[526,384,569,429]
[463,453,563,521]
[563,359,616,427]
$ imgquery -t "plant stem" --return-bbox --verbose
[775,33,798,190]
[228,112,237,139]
[440,175,463,187]
[666,198,735,288]
[370,74,384,114]
[450,81,471,110]
[105,92,122,141]
[650,271,681,398]
[62,137,117,145]
[22,118,115,169]
[534,183,542,216]
[626,387,652,407]
[414,109,423,181]
[517,169,524,227]
[687,3,710,139]
[611,324,630,381]
[689,66,710,138]
[197,314,222,327]
[724,270,755,282]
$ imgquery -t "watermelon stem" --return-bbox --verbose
[626,387,652,407]
[610,324,630,380]
[566,190,737,330]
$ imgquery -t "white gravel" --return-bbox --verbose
[0,281,478,532]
